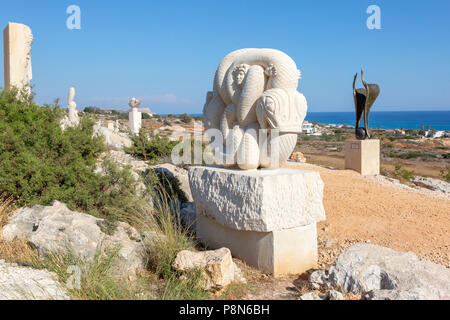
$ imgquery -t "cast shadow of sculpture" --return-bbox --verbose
[353,68,380,140]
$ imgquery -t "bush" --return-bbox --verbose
[440,168,450,182]
[0,89,149,223]
[393,165,414,181]
[84,106,105,114]
[125,129,177,164]
[179,113,192,124]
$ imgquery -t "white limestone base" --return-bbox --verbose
[345,139,380,175]
[196,215,317,276]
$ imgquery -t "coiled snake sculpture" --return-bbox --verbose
[203,48,307,170]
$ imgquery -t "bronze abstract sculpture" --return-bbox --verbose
[353,68,380,139]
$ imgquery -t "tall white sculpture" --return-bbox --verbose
[3,22,33,94]
[67,87,79,124]
[61,87,80,130]
[203,48,307,170]
[128,97,142,134]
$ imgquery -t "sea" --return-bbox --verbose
[185,111,450,131]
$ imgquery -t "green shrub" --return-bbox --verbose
[440,168,450,182]
[393,165,414,181]
[125,129,177,164]
[179,113,192,124]
[0,89,150,223]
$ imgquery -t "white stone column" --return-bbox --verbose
[129,108,141,134]
[128,97,142,134]
[3,22,33,93]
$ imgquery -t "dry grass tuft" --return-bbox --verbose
[0,195,37,265]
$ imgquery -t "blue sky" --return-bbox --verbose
[1,0,450,113]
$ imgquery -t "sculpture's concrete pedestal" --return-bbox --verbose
[189,166,326,276]
[129,109,141,134]
[344,139,380,176]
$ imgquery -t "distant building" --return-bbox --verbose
[429,130,445,138]
[302,121,316,134]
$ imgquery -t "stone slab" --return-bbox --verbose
[345,139,380,175]
[188,166,325,232]
[196,215,317,276]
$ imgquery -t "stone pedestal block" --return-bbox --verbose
[189,166,325,276]
[197,215,318,276]
[129,109,141,134]
[345,139,380,175]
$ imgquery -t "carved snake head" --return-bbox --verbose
[256,88,307,133]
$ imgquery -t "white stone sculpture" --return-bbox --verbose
[60,87,80,130]
[203,48,307,170]
[67,87,80,123]
[3,22,33,94]
[128,97,142,134]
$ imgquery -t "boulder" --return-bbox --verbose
[310,244,450,300]
[172,247,245,290]
[180,202,196,230]
[2,201,148,278]
[324,290,344,300]
[151,163,193,202]
[298,292,322,300]
[93,125,132,151]
[411,176,450,193]
[0,259,69,300]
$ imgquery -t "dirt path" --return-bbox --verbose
[284,162,450,268]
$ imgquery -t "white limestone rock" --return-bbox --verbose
[299,292,322,300]
[2,201,147,278]
[411,176,450,194]
[93,123,132,151]
[311,244,450,300]
[189,166,325,232]
[172,247,245,290]
[0,260,69,300]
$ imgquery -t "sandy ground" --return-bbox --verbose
[234,163,449,300]
[284,162,450,268]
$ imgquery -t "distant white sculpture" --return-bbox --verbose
[203,48,307,170]
[67,87,79,123]
[128,97,142,134]
[3,22,33,94]
[61,87,80,130]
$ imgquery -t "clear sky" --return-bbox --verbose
[1,0,450,113]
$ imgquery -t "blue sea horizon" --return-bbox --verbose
[178,111,450,131]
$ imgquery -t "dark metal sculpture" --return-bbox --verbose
[353,68,380,139]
